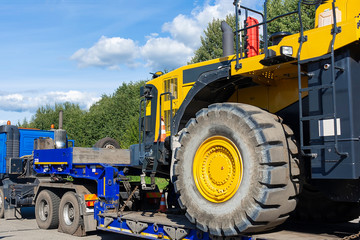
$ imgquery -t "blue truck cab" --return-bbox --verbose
[0,123,55,219]
[0,124,54,178]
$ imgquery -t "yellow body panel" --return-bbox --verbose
[34,162,68,165]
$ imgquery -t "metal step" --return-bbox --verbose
[100,211,195,229]
[299,84,333,92]
[301,145,327,150]
[300,113,334,121]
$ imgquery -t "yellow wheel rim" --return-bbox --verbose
[193,136,243,203]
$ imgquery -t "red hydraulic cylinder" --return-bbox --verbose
[246,17,260,57]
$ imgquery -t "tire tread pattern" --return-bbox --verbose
[173,103,300,236]
[35,190,60,229]
[0,187,4,219]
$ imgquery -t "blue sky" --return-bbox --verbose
[0,0,262,125]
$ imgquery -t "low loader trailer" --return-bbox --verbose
[32,145,212,239]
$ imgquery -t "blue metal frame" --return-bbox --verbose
[96,214,209,240]
[33,147,125,214]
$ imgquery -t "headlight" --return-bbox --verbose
[280,46,293,56]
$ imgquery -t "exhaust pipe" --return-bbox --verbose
[59,110,63,129]
[55,110,67,149]
[221,21,234,57]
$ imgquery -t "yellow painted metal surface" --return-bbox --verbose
[228,74,308,112]
[34,162,68,165]
[193,136,243,203]
[315,0,360,28]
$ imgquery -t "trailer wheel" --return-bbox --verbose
[0,187,4,218]
[173,103,300,236]
[94,137,120,149]
[35,190,60,229]
[59,191,83,235]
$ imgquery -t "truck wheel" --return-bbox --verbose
[35,190,60,229]
[94,137,120,149]
[59,191,83,235]
[0,187,4,218]
[173,103,300,236]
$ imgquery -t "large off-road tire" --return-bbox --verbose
[59,191,83,235]
[173,103,300,236]
[0,187,4,218]
[35,190,60,229]
[294,183,360,223]
[94,137,120,149]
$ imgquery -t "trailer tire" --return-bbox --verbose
[94,137,120,149]
[0,187,4,218]
[173,103,300,236]
[35,190,60,229]
[59,191,83,235]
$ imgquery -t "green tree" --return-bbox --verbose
[189,15,236,64]
[22,102,86,146]
[190,1,316,64]
[83,81,145,148]
[267,0,316,35]
[21,81,146,148]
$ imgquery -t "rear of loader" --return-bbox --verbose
[134,0,360,238]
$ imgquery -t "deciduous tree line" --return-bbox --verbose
[21,81,144,148]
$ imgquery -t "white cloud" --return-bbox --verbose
[0,120,7,125]
[162,14,202,49]
[195,0,234,26]
[0,91,100,113]
[145,33,159,39]
[141,37,194,70]
[70,36,139,69]
[70,0,262,71]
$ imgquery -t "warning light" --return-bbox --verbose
[51,124,55,129]
[7,121,11,125]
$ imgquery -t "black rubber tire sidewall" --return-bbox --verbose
[94,137,120,149]
[0,187,4,218]
[35,190,60,229]
[59,191,83,235]
[173,103,298,236]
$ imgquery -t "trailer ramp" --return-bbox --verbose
[97,211,360,240]
[97,211,257,240]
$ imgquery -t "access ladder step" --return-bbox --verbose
[300,114,334,121]
[302,145,328,150]
[299,84,333,92]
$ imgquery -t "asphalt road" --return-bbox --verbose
[0,207,359,240]
[0,207,138,240]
